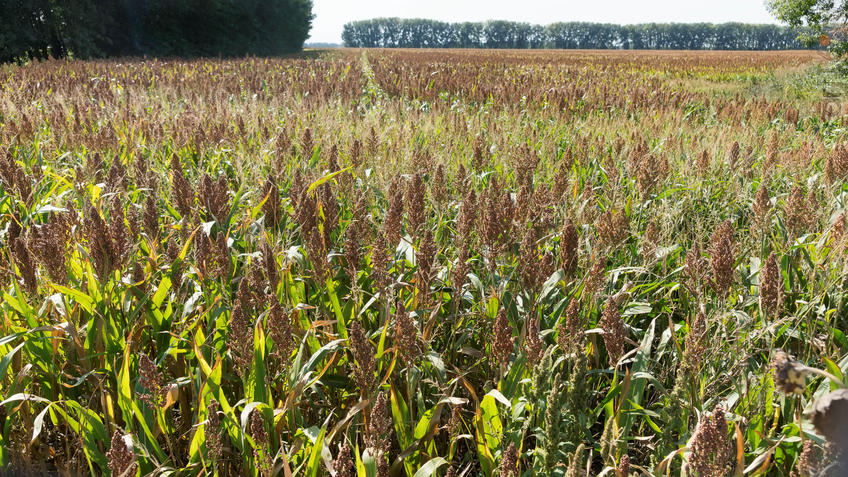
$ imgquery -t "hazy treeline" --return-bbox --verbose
[342,18,810,50]
[0,0,313,63]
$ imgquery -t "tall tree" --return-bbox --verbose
[768,0,847,55]
[0,0,313,63]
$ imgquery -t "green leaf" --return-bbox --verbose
[305,426,327,477]
[306,167,352,195]
[413,457,448,477]
[298,339,345,379]
[390,386,412,449]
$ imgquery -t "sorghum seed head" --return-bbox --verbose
[333,441,354,477]
[600,297,626,365]
[138,354,165,408]
[498,442,519,477]
[394,306,420,365]
[368,392,392,454]
[349,320,375,393]
[709,220,735,297]
[688,405,731,477]
[524,317,544,365]
[205,399,223,462]
[492,309,514,367]
[759,252,783,317]
[106,431,137,477]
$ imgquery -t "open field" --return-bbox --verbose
[1,48,847,476]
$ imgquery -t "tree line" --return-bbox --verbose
[342,18,811,50]
[0,0,313,64]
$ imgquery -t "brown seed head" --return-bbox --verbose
[709,220,735,297]
[334,441,354,477]
[752,184,771,226]
[143,196,158,239]
[138,354,165,408]
[395,306,420,365]
[729,141,741,169]
[199,174,229,224]
[431,164,447,205]
[600,297,626,365]
[106,431,137,477]
[759,252,783,317]
[560,219,579,277]
[784,186,813,236]
[109,197,130,269]
[349,320,375,393]
[524,317,544,365]
[250,410,272,477]
[268,301,295,362]
[582,257,606,301]
[597,210,629,249]
[498,442,519,477]
[170,154,194,219]
[205,399,223,462]
[368,392,392,455]
[106,157,127,192]
[557,300,582,353]
[825,144,848,185]
[12,238,37,294]
[492,309,514,367]
[617,454,630,477]
[682,311,707,376]
[688,405,731,477]
[227,304,253,374]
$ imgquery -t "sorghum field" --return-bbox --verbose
[2,48,848,476]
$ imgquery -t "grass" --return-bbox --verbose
[0,48,846,476]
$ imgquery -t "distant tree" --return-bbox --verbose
[340,18,808,51]
[768,0,847,55]
[457,22,483,48]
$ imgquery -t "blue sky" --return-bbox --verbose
[307,0,778,43]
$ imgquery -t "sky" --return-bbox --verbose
[307,0,778,43]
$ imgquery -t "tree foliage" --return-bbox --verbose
[768,0,848,55]
[0,0,313,63]
[342,18,810,50]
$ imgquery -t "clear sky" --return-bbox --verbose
[307,0,778,43]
